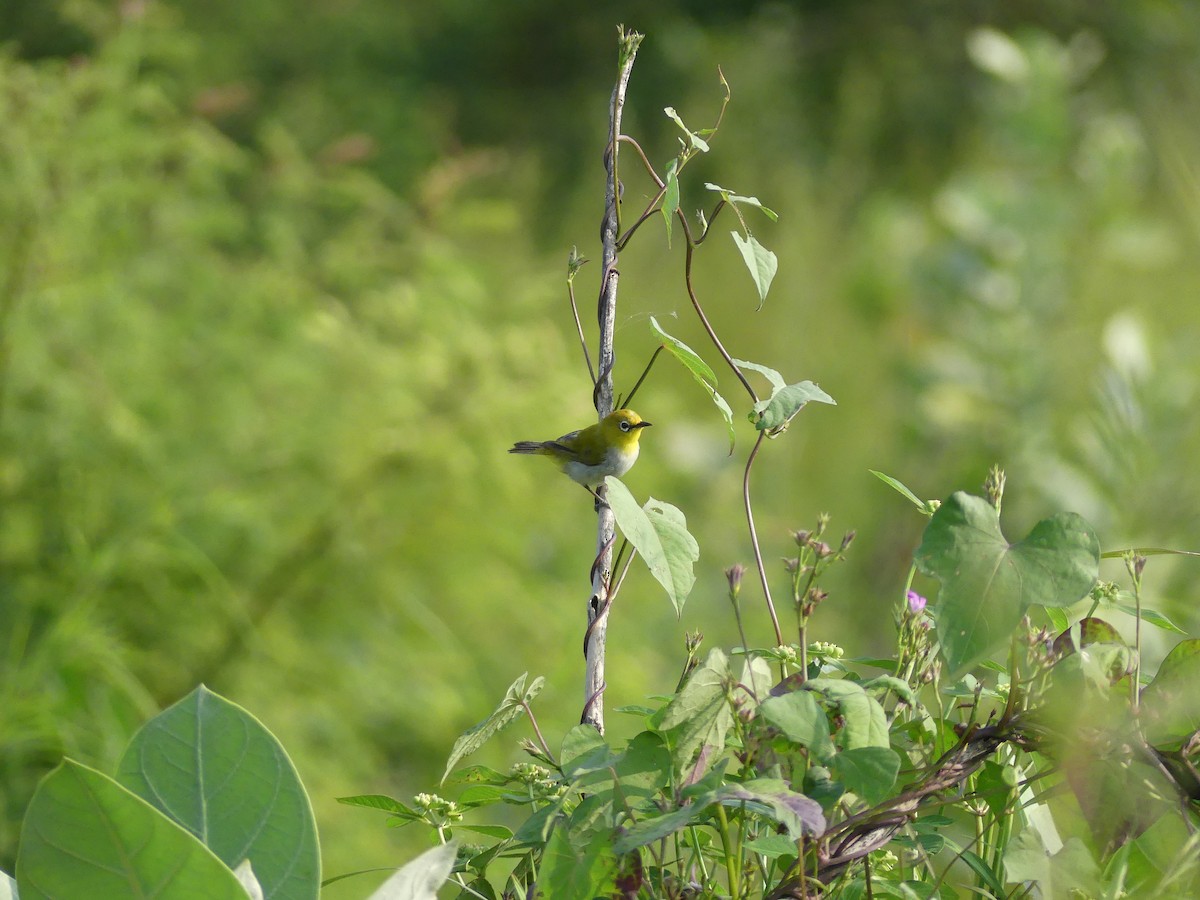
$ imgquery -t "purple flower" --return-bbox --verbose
[906,590,927,614]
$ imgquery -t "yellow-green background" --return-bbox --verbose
[3,1,1199,893]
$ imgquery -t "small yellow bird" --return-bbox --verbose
[509,409,652,488]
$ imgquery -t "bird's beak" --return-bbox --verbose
[634,421,652,429]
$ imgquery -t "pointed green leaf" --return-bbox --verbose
[731,358,786,391]
[753,380,836,433]
[664,107,709,152]
[915,493,1100,675]
[704,183,779,221]
[441,673,544,782]
[17,761,246,900]
[661,159,679,246]
[367,841,458,900]
[731,232,777,308]
[1115,603,1187,635]
[605,478,697,615]
[870,470,928,512]
[651,317,734,451]
[117,685,320,899]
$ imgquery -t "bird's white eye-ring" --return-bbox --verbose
[619,420,632,431]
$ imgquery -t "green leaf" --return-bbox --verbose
[1115,603,1187,635]
[559,724,610,777]
[337,794,417,817]
[722,778,825,838]
[614,779,822,854]
[367,840,458,900]
[659,648,732,775]
[742,834,799,858]
[604,478,698,615]
[861,675,916,705]
[831,747,900,806]
[869,470,929,513]
[1141,639,1200,746]
[663,107,709,152]
[17,761,247,900]
[703,182,779,221]
[441,672,544,783]
[117,685,320,899]
[650,317,734,451]
[753,380,836,433]
[1004,831,1100,899]
[661,159,679,246]
[1044,606,1070,634]
[730,231,777,308]
[915,492,1100,675]
[537,818,616,899]
[731,358,786,391]
[806,679,890,750]
[758,691,835,762]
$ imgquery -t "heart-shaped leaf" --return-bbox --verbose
[915,492,1100,675]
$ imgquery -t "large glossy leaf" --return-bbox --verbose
[915,492,1099,674]
[118,685,319,900]
[17,761,246,900]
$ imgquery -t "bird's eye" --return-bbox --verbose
[619,420,632,432]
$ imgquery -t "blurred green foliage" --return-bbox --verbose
[2,0,1200,887]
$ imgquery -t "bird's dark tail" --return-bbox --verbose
[509,441,546,455]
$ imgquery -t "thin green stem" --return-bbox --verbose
[714,803,742,900]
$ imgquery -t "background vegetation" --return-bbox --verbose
[2,0,1199,892]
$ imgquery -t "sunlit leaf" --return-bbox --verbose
[753,380,835,433]
[731,231,777,308]
[870,469,929,513]
[664,107,709,152]
[441,673,544,783]
[703,183,779,221]
[651,317,735,451]
[605,478,698,615]
[915,492,1100,675]
[118,686,320,899]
